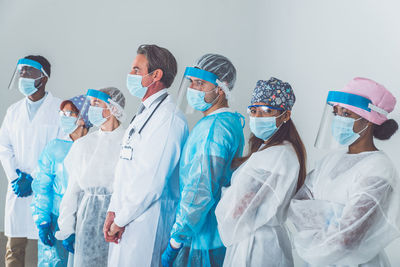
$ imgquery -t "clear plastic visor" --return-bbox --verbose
[8,58,48,91]
[176,67,221,128]
[314,91,372,149]
[78,89,111,125]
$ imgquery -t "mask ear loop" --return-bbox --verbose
[143,70,157,89]
[276,110,287,128]
[200,85,221,107]
[354,117,369,135]
[34,76,45,89]
[33,67,48,89]
[260,110,287,143]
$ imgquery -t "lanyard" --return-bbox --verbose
[126,93,168,143]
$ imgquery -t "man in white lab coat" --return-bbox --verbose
[103,44,188,267]
[0,55,62,267]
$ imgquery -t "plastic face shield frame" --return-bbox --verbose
[314,91,379,149]
[183,67,219,91]
[59,110,79,118]
[8,58,49,90]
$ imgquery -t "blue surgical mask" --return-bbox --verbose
[60,115,78,134]
[331,116,366,146]
[18,77,41,96]
[186,87,218,112]
[126,73,154,98]
[249,111,286,140]
[249,116,278,140]
[88,106,107,127]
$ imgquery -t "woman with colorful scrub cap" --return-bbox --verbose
[55,87,125,267]
[31,95,91,267]
[215,77,307,267]
[289,77,400,266]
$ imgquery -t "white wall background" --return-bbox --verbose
[0,0,399,265]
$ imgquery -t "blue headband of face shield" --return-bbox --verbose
[17,58,48,77]
[184,67,218,86]
[86,89,110,103]
[327,91,372,112]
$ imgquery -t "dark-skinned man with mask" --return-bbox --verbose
[0,55,62,267]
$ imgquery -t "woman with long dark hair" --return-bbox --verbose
[215,77,306,266]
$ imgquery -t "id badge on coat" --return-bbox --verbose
[120,145,133,160]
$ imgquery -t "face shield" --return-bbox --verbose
[8,58,49,96]
[79,89,126,128]
[315,91,387,149]
[79,89,113,127]
[177,67,231,129]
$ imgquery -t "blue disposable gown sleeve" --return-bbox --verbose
[55,143,82,240]
[31,142,56,226]
[171,141,229,243]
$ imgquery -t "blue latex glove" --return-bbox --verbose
[11,169,33,197]
[62,234,75,254]
[161,242,181,267]
[38,223,55,246]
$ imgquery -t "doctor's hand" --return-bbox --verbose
[38,223,55,246]
[12,169,33,197]
[103,212,118,243]
[62,234,75,254]
[161,240,181,267]
[107,222,125,244]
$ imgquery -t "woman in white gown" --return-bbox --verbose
[55,87,126,267]
[216,77,307,267]
[288,77,400,267]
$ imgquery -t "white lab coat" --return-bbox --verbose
[0,92,62,238]
[107,89,188,267]
[216,142,299,267]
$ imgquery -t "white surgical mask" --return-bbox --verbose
[186,87,219,111]
[249,111,286,140]
[126,73,155,99]
[18,77,42,96]
[331,116,368,146]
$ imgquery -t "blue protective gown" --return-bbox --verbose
[31,138,73,267]
[170,111,245,267]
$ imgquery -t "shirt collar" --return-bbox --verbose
[142,89,168,109]
[66,135,73,141]
[208,107,233,116]
[26,91,48,106]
